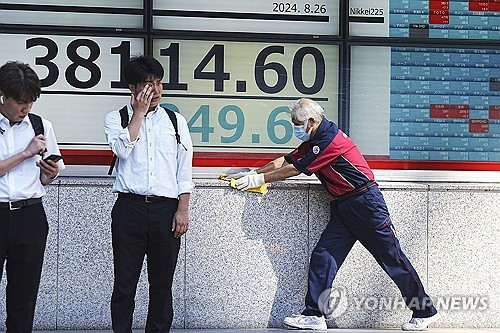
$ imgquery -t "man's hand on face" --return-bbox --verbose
[131,84,154,116]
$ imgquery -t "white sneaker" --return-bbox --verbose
[283,314,327,331]
[401,312,441,331]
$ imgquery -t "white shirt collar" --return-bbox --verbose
[0,112,9,126]
[0,112,31,128]
[20,114,32,127]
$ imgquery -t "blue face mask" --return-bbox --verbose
[293,121,312,141]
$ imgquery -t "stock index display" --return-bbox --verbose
[390,0,500,39]
[390,47,500,161]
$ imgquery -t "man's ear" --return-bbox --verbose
[128,84,136,95]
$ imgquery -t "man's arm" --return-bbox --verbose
[0,134,46,177]
[104,86,153,159]
[172,114,194,238]
[175,114,194,196]
[262,163,301,183]
[0,151,33,177]
[226,156,290,180]
[255,156,290,174]
[236,143,309,190]
[172,192,190,238]
[127,85,153,141]
[38,119,64,185]
[235,162,301,190]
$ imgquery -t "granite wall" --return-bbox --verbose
[1,179,499,329]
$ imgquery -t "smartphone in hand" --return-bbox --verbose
[43,154,63,163]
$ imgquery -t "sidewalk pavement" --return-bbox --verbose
[27,329,500,333]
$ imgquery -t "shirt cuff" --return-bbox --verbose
[118,128,139,148]
[284,155,295,164]
[177,181,195,196]
[293,160,312,176]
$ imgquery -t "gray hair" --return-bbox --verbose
[289,98,325,122]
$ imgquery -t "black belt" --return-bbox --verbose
[0,198,42,210]
[333,181,378,202]
[118,192,174,204]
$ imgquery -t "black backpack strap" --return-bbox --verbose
[164,108,181,145]
[119,105,129,128]
[108,105,129,176]
[164,107,186,151]
[28,113,44,136]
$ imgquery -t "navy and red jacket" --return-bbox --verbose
[285,118,374,197]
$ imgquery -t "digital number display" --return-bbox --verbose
[349,45,500,162]
[272,2,327,14]
[153,0,339,36]
[0,34,144,145]
[153,39,338,153]
[390,47,500,161]
[349,0,500,40]
[0,34,337,153]
[390,0,500,39]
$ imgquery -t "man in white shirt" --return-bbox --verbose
[0,61,64,332]
[104,55,194,333]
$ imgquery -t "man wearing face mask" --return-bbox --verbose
[232,98,440,331]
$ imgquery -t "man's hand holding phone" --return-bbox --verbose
[38,154,62,181]
[43,154,63,163]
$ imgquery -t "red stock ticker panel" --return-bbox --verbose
[430,0,450,24]
[491,105,500,119]
[430,0,500,25]
[430,104,470,119]
[469,119,490,133]
[469,0,500,12]
[430,104,498,134]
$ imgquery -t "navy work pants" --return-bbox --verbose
[111,196,180,333]
[0,203,48,333]
[303,186,436,318]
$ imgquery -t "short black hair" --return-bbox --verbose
[0,61,41,103]
[124,55,164,86]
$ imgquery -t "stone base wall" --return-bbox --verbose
[1,179,499,329]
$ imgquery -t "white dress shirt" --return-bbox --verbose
[0,112,65,202]
[104,103,194,198]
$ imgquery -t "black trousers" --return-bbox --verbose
[111,196,180,333]
[0,203,48,333]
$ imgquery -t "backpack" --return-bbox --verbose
[28,113,44,136]
[107,105,184,175]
